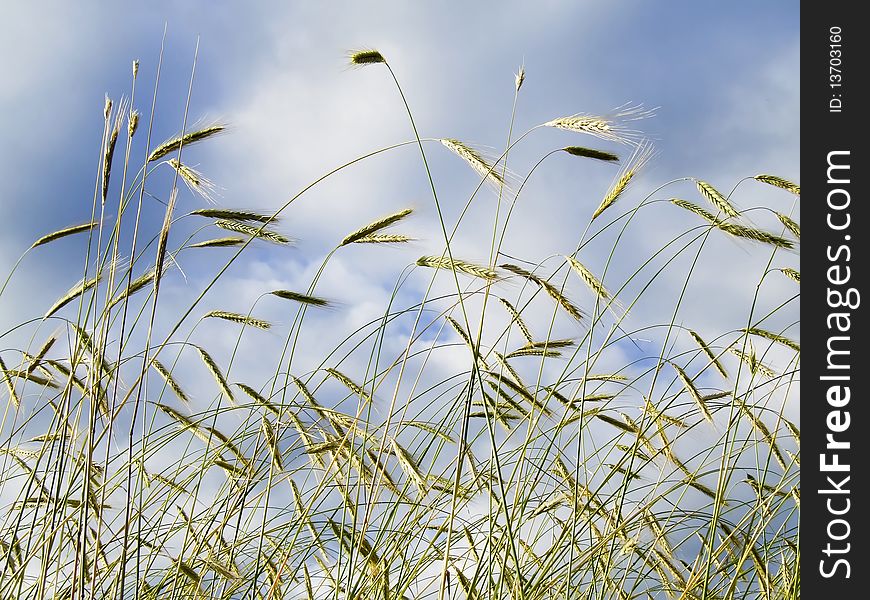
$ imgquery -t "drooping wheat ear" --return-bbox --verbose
[390,437,426,492]
[543,103,656,145]
[504,347,562,359]
[416,255,498,280]
[565,255,613,304]
[326,368,371,404]
[0,355,20,409]
[561,147,620,162]
[348,49,386,66]
[188,237,246,249]
[494,352,526,387]
[715,221,794,249]
[148,123,226,163]
[30,221,99,249]
[588,374,629,382]
[270,290,330,307]
[740,405,786,470]
[151,359,189,404]
[498,298,533,343]
[189,208,276,223]
[24,336,56,377]
[696,180,740,219]
[671,198,718,222]
[236,382,280,416]
[261,418,283,471]
[783,418,800,444]
[521,339,576,353]
[780,268,800,283]
[591,140,653,221]
[688,330,728,378]
[215,220,291,245]
[128,109,140,138]
[290,376,336,430]
[671,199,795,249]
[488,372,550,415]
[742,327,800,352]
[754,174,800,196]
[445,316,473,350]
[500,263,584,322]
[108,267,159,309]
[157,403,209,443]
[440,139,506,187]
[341,208,413,246]
[730,343,777,378]
[350,234,414,244]
[775,213,800,238]
[45,274,101,319]
[195,346,234,403]
[4,369,57,389]
[672,363,713,424]
[203,310,271,330]
[169,159,218,203]
[596,412,637,434]
[515,63,525,92]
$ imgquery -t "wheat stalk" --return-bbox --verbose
[215,220,290,245]
[348,49,386,66]
[326,368,371,404]
[591,141,653,220]
[152,359,189,404]
[203,310,271,330]
[190,208,276,223]
[440,139,505,187]
[188,237,246,248]
[351,234,413,244]
[30,221,99,249]
[500,263,584,322]
[688,330,728,378]
[45,274,101,318]
[672,363,713,424]
[561,147,620,162]
[775,213,800,238]
[148,123,226,163]
[544,103,655,145]
[671,199,794,249]
[417,255,498,280]
[514,63,525,92]
[270,290,330,306]
[261,418,283,471]
[696,180,739,219]
[779,268,800,283]
[498,298,533,343]
[341,208,413,246]
[169,158,218,202]
[754,174,800,196]
[0,355,21,409]
[195,346,235,403]
[742,327,800,352]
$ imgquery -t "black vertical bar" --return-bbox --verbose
[803,3,868,596]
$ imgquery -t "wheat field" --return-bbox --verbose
[0,45,799,600]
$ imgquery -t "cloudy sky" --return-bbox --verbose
[0,1,799,422]
[0,2,799,595]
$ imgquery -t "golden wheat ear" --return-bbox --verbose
[591,140,654,221]
[544,102,656,145]
[753,174,800,196]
